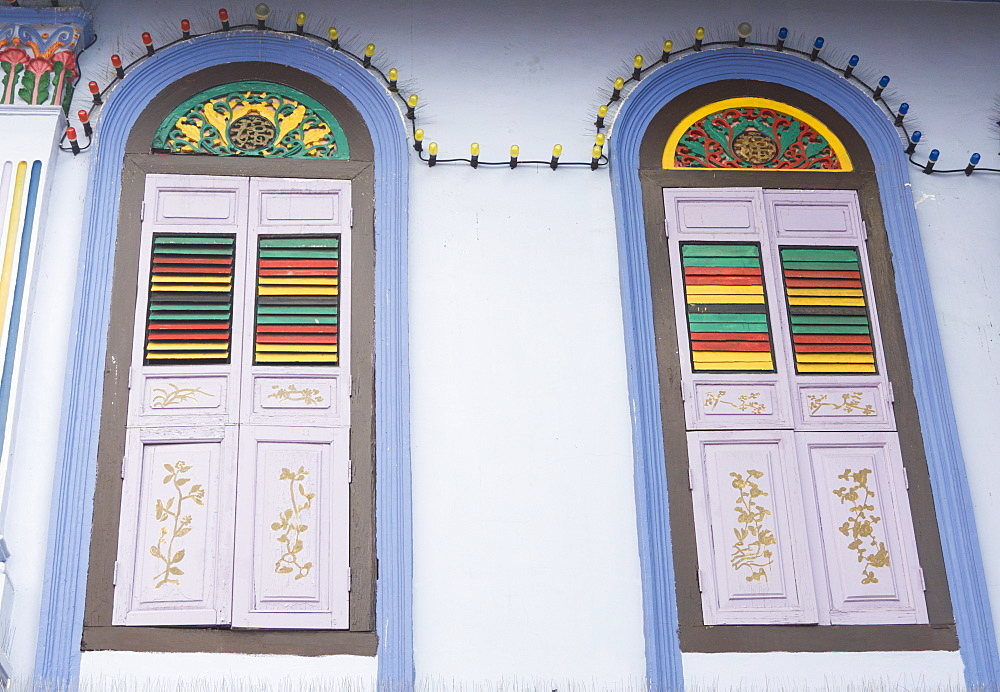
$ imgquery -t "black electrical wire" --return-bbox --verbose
[54,18,999,175]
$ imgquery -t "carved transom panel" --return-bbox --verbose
[152,81,350,159]
[663,98,852,171]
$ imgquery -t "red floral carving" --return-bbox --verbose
[51,50,78,78]
[24,56,52,76]
[0,47,29,65]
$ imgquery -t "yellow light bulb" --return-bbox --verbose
[407,94,419,108]
[552,144,563,157]
[598,105,608,117]
[592,144,603,159]
[695,27,705,40]
[428,142,438,156]
[389,68,398,81]
[365,43,375,57]
[510,145,519,157]
[633,55,643,69]
[595,133,605,146]
[470,142,480,156]
[328,27,338,40]
[296,12,306,25]
[663,40,673,51]
[614,77,624,90]
[414,129,424,142]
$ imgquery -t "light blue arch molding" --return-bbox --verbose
[609,47,1000,690]
[35,33,412,687]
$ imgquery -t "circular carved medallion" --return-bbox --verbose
[732,126,778,165]
[228,113,277,151]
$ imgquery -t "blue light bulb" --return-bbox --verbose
[878,76,890,88]
[912,131,922,143]
[929,149,939,162]
[778,27,788,39]
[899,103,909,115]
[814,37,824,49]
[848,55,859,67]
[970,153,981,164]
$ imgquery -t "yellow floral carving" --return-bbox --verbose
[833,467,890,584]
[150,460,205,589]
[705,390,767,414]
[808,392,875,416]
[151,383,213,408]
[730,469,776,582]
[268,384,324,406]
[271,466,316,580]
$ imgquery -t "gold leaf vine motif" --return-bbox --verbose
[730,469,776,582]
[705,390,767,414]
[271,466,316,580]
[268,384,324,406]
[150,460,205,589]
[833,467,890,584]
[808,392,875,416]
[152,383,213,408]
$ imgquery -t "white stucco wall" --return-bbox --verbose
[2,0,998,689]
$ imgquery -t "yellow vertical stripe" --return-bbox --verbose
[0,161,26,322]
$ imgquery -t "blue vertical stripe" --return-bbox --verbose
[0,160,41,462]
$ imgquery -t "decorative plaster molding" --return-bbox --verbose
[0,8,92,112]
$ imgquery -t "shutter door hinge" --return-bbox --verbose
[902,466,910,489]
[348,458,353,483]
[919,567,926,591]
[140,201,145,222]
[113,561,119,586]
[121,456,126,480]
[688,465,694,490]
[127,369,133,390]
[861,220,868,241]
[887,381,895,403]
[350,208,354,229]
[663,217,669,238]
[696,569,703,593]
[347,567,352,592]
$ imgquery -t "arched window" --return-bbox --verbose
[609,56,996,688]
[640,81,953,645]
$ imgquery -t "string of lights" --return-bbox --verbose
[48,8,997,176]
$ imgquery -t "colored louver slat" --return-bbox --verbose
[780,246,876,374]
[682,243,774,372]
[144,234,234,365]
[254,235,340,365]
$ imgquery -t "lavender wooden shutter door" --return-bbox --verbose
[763,190,927,624]
[797,433,927,624]
[764,190,895,431]
[113,174,248,625]
[688,431,817,625]
[663,188,793,431]
[230,177,352,629]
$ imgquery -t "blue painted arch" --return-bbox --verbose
[609,47,999,689]
[35,32,413,686]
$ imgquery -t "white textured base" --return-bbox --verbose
[683,650,965,691]
[79,651,377,691]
